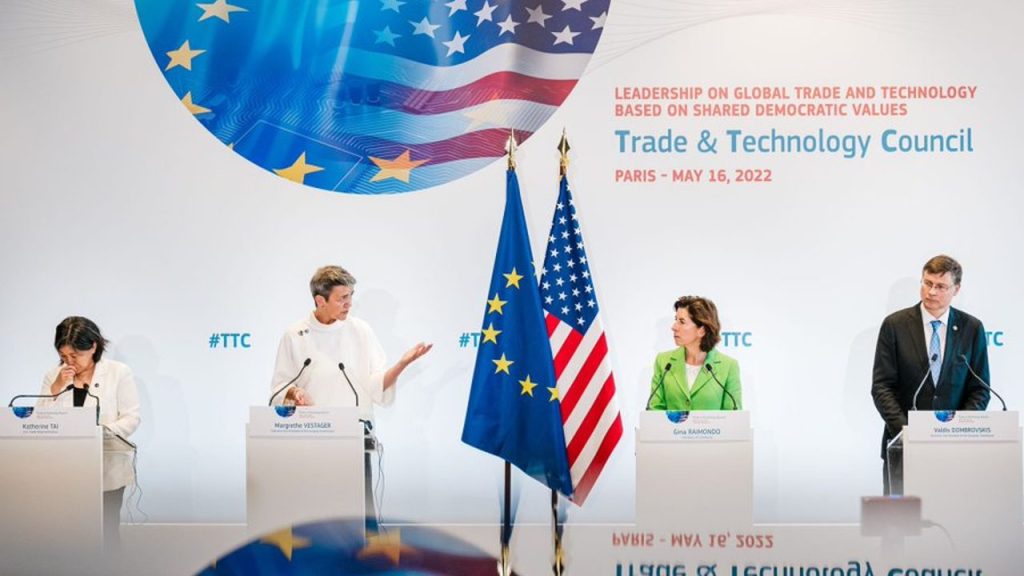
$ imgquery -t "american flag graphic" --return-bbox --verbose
[540,174,621,504]
[135,0,610,193]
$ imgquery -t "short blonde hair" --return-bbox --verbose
[310,266,356,301]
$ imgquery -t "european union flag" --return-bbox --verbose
[461,169,573,498]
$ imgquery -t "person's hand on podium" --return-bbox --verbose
[285,387,313,406]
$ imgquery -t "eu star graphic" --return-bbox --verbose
[356,529,412,565]
[368,150,429,183]
[259,526,311,561]
[503,268,524,288]
[196,0,247,23]
[486,293,507,314]
[481,323,501,344]
[181,92,211,115]
[274,153,324,184]
[519,375,538,396]
[165,40,205,71]
[492,353,513,375]
[463,99,520,131]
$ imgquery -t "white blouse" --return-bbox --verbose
[270,313,394,419]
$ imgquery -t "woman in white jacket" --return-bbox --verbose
[39,316,140,549]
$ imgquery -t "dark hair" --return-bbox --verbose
[923,254,962,286]
[54,316,107,362]
[673,295,721,352]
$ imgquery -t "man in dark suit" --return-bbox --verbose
[872,255,990,495]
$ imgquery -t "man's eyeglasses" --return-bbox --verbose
[921,279,954,294]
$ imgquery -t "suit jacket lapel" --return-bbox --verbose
[667,349,689,400]
[906,305,930,371]
[689,349,718,397]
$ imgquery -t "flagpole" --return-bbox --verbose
[550,128,572,576]
[558,128,570,177]
[498,129,517,576]
[502,461,512,576]
[550,489,565,576]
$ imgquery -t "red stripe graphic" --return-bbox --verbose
[392,72,579,115]
[362,128,534,164]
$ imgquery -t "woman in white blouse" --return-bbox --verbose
[39,316,140,549]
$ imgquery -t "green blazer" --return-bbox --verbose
[647,347,742,411]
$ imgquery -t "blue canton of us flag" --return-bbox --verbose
[461,169,573,498]
[134,0,610,194]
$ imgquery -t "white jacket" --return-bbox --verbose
[38,359,141,491]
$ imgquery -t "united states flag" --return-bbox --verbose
[540,174,621,505]
[136,0,610,193]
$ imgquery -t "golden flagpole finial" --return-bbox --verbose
[506,129,518,170]
[500,543,511,576]
[557,128,570,176]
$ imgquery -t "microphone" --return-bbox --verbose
[81,383,134,449]
[101,424,138,450]
[338,363,359,407]
[704,363,738,410]
[268,358,312,406]
[8,384,74,407]
[83,384,101,425]
[645,362,672,409]
[912,354,939,411]
[959,353,1006,411]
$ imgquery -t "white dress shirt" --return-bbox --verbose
[920,303,951,368]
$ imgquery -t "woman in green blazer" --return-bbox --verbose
[647,295,742,411]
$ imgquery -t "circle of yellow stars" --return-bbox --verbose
[481,267,558,402]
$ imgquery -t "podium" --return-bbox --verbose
[246,406,365,536]
[902,411,1022,541]
[636,410,753,530]
[0,408,103,556]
